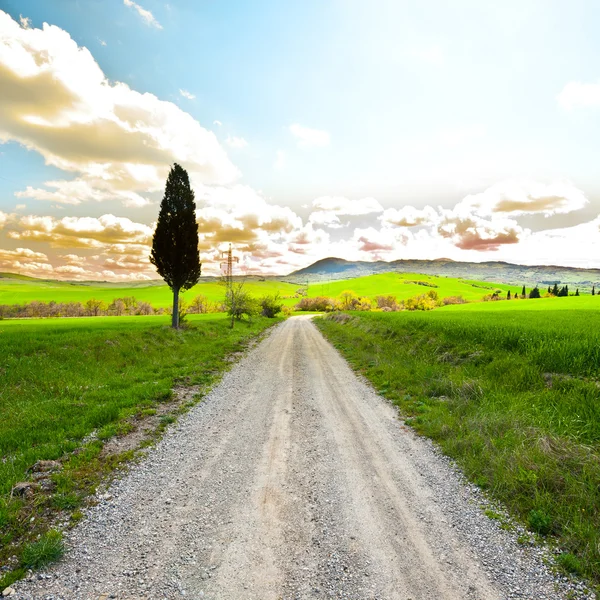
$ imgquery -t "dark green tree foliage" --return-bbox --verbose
[592,286,595,296]
[150,163,201,328]
[529,286,541,299]
[507,290,511,300]
[260,293,283,318]
[552,283,559,296]
[547,286,552,295]
[521,285,526,298]
[576,288,579,296]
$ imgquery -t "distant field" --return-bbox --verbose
[305,271,514,301]
[0,313,279,587]
[0,274,299,308]
[444,294,600,312]
[317,306,600,584]
[0,271,518,309]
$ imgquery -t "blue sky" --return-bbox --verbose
[1,1,600,278]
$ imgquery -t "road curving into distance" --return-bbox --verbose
[14,316,587,599]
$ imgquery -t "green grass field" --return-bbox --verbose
[316,304,600,587]
[0,313,279,587]
[304,271,515,302]
[0,271,519,310]
[0,273,300,308]
[445,293,600,311]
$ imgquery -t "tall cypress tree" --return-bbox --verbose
[552,283,559,296]
[593,285,596,296]
[521,284,526,298]
[150,163,201,328]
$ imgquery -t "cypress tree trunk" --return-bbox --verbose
[172,287,179,329]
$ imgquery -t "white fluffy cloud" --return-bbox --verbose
[0,10,237,207]
[380,205,438,227]
[0,247,53,276]
[16,179,152,208]
[379,180,587,253]
[558,81,600,110]
[289,124,330,148]
[312,196,383,216]
[123,0,162,29]
[309,196,383,229]
[454,180,588,218]
[7,214,153,249]
[195,184,302,256]
[437,213,525,251]
[179,89,195,100]
[0,213,157,280]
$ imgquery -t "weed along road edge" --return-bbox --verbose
[13,317,580,600]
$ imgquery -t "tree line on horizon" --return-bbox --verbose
[499,283,591,301]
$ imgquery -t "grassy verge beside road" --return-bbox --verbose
[316,308,600,587]
[0,314,279,588]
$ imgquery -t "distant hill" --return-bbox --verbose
[0,272,40,281]
[287,257,600,288]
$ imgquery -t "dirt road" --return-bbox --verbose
[14,316,578,599]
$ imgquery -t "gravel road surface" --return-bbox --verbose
[13,316,590,599]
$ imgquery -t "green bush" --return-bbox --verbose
[260,294,283,318]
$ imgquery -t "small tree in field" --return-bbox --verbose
[260,293,283,318]
[85,298,106,316]
[224,281,258,327]
[150,164,201,328]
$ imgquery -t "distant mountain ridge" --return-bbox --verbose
[287,257,600,287]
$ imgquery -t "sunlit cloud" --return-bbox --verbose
[0,10,237,208]
[179,89,195,100]
[381,205,439,227]
[454,180,588,218]
[7,214,154,249]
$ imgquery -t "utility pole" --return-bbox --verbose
[220,243,239,289]
[220,244,240,327]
